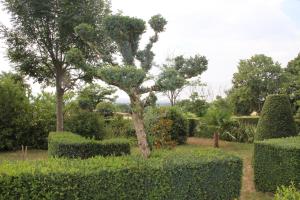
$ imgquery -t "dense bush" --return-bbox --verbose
[0,75,31,150]
[256,94,297,140]
[48,132,130,158]
[29,92,56,149]
[274,183,300,200]
[104,115,135,138]
[96,101,116,117]
[187,117,198,137]
[65,110,106,140]
[232,116,259,126]
[254,136,300,192]
[196,123,218,138]
[0,149,242,200]
[144,107,188,147]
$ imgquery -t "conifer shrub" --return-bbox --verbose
[256,94,297,140]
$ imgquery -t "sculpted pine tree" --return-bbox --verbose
[69,15,167,158]
[1,0,115,131]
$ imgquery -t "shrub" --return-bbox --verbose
[96,101,115,117]
[48,132,130,158]
[144,107,188,146]
[65,110,106,140]
[254,136,300,192]
[221,122,256,143]
[0,75,31,151]
[232,116,259,126]
[274,183,300,200]
[187,118,198,137]
[104,115,135,138]
[0,149,242,200]
[196,123,218,138]
[256,94,297,140]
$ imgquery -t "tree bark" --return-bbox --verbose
[130,95,151,158]
[56,66,64,132]
[214,132,219,148]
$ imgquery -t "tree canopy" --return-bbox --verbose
[1,0,115,131]
[228,54,284,115]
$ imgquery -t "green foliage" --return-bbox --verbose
[1,0,114,131]
[145,107,188,146]
[104,115,135,138]
[177,92,209,117]
[203,96,233,127]
[48,132,130,159]
[282,53,300,113]
[77,84,116,111]
[0,149,242,200]
[65,110,106,140]
[1,0,113,84]
[104,15,146,65]
[196,124,218,138]
[254,136,300,192]
[232,116,259,126]
[221,122,256,143]
[96,101,116,117]
[158,56,208,106]
[187,118,199,137]
[256,94,297,140]
[148,14,167,33]
[228,54,284,115]
[274,183,300,200]
[115,103,132,113]
[30,92,56,149]
[0,74,31,150]
[98,65,146,92]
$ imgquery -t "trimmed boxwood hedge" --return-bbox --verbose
[254,136,300,193]
[0,149,242,200]
[48,132,130,158]
[256,94,297,140]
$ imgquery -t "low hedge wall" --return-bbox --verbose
[0,149,242,200]
[232,116,259,125]
[254,136,300,192]
[48,132,130,158]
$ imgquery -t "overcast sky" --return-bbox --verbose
[1,0,300,103]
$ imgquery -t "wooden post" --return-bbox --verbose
[214,132,219,148]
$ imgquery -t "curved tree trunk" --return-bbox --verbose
[130,94,151,158]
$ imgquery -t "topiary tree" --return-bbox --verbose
[256,94,297,140]
[67,14,167,158]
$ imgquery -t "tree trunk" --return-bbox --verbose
[56,66,64,132]
[213,132,219,148]
[130,95,151,158]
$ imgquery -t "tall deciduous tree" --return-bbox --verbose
[282,53,300,112]
[228,54,284,115]
[77,84,117,111]
[68,14,167,158]
[1,0,115,131]
[157,55,208,106]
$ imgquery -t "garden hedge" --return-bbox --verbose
[232,116,259,125]
[48,132,130,158]
[256,94,297,140]
[0,149,242,200]
[254,136,300,193]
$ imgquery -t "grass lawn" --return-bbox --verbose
[0,138,273,200]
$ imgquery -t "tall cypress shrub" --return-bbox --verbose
[256,94,297,140]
